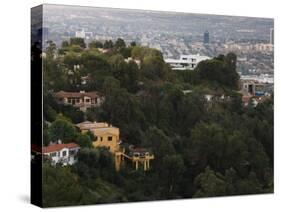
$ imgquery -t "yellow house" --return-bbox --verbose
[76,121,120,153]
[76,121,154,171]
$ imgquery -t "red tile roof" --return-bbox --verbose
[242,95,252,103]
[54,91,100,99]
[42,143,80,154]
[131,147,149,153]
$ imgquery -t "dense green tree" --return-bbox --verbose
[235,172,263,195]
[144,127,175,163]
[104,40,114,49]
[70,37,86,48]
[61,40,69,48]
[196,53,239,89]
[43,56,69,91]
[160,154,185,196]
[125,61,139,92]
[75,148,115,180]
[108,54,127,81]
[60,105,84,124]
[48,118,77,143]
[142,56,167,80]
[193,166,226,197]
[42,164,84,207]
[43,122,51,146]
[45,40,57,58]
[189,122,226,171]
[89,40,103,49]
[115,38,126,49]
[76,133,92,148]
[131,46,163,60]
[81,51,110,75]
[130,41,137,47]
[63,52,81,70]
[119,47,132,58]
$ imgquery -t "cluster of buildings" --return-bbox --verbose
[33,120,154,171]
[36,89,154,170]
[239,78,273,107]
[223,42,273,53]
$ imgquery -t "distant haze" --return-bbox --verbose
[43,4,273,45]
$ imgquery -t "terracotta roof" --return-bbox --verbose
[242,95,252,103]
[54,91,100,99]
[42,143,80,154]
[131,148,149,153]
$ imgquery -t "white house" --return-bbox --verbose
[165,54,210,70]
[42,143,80,166]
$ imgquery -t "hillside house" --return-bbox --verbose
[42,143,80,166]
[76,121,120,153]
[54,90,103,112]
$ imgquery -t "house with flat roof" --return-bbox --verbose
[165,54,210,70]
[76,121,155,171]
[76,121,120,153]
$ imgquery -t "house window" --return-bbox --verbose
[108,136,112,141]
[100,137,103,142]
[85,99,90,103]
[67,99,71,103]
[62,151,67,157]
[69,150,76,155]
[50,152,56,157]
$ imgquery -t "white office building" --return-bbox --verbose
[75,29,86,39]
[165,54,210,70]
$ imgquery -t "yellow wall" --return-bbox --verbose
[78,122,120,153]
[91,127,120,153]
[92,133,119,153]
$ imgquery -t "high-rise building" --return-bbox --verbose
[270,28,274,45]
[204,31,209,44]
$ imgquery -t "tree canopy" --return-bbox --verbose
[42,39,273,206]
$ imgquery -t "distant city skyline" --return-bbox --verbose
[37,4,274,75]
